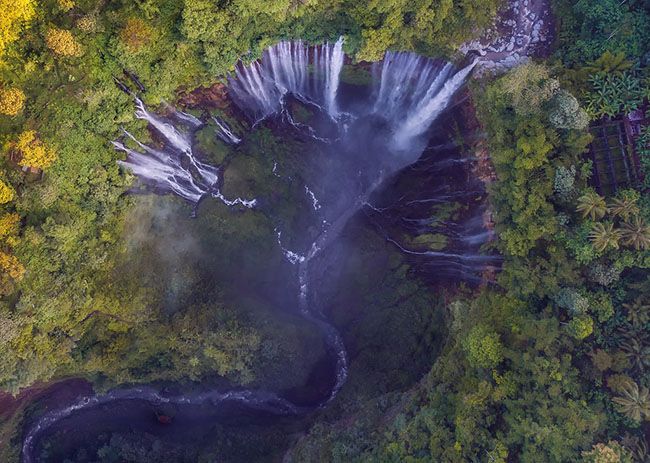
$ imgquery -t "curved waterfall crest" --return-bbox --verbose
[20,40,476,463]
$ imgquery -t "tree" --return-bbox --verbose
[119,19,154,53]
[0,179,14,204]
[463,325,503,369]
[582,441,631,463]
[612,381,650,423]
[623,298,650,327]
[0,0,34,57]
[548,89,589,130]
[622,437,649,463]
[577,191,607,220]
[568,314,594,340]
[15,130,56,169]
[553,287,589,315]
[554,165,577,201]
[0,250,24,295]
[590,222,621,252]
[609,193,640,221]
[620,217,650,250]
[501,62,559,116]
[559,0,650,65]
[0,87,25,115]
[584,51,633,76]
[586,262,621,286]
[45,28,82,57]
[620,339,650,374]
[76,15,97,33]
[57,0,74,11]
[0,213,20,247]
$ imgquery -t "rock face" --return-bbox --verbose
[176,82,230,110]
[459,0,554,75]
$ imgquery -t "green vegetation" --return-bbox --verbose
[285,2,650,462]
[1,0,650,462]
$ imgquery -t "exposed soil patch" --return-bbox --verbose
[176,82,231,110]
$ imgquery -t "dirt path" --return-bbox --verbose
[461,0,554,74]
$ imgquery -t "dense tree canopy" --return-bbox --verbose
[0,0,649,461]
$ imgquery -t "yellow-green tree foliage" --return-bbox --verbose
[0,213,20,247]
[0,212,22,295]
[45,28,82,57]
[0,88,25,115]
[0,179,14,203]
[581,441,631,463]
[119,18,155,53]
[463,324,504,369]
[15,130,56,169]
[76,15,97,33]
[57,0,74,11]
[351,0,500,61]
[0,251,24,295]
[0,0,34,57]
[501,62,559,116]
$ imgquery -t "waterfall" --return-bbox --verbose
[116,98,255,208]
[211,116,242,145]
[228,41,474,148]
[21,43,479,463]
[393,61,477,149]
[116,44,475,403]
[372,53,454,123]
[134,97,193,154]
[324,37,344,115]
[229,38,345,120]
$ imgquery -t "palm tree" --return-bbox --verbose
[584,51,633,76]
[631,440,650,463]
[624,297,650,327]
[621,217,650,250]
[590,222,621,252]
[609,195,640,221]
[622,435,650,463]
[577,191,608,220]
[621,338,650,373]
[613,380,650,423]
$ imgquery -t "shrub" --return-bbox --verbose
[554,165,577,201]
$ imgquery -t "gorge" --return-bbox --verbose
[18,40,491,462]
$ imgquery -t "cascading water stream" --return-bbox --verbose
[229,38,345,121]
[211,116,242,145]
[20,40,480,463]
[115,97,256,209]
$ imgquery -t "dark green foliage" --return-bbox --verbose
[637,126,650,189]
[3,0,650,462]
[289,58,650,462]
[554,0,650,66]
[585,71,648,119]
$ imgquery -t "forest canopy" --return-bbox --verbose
[1,0,650,462]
